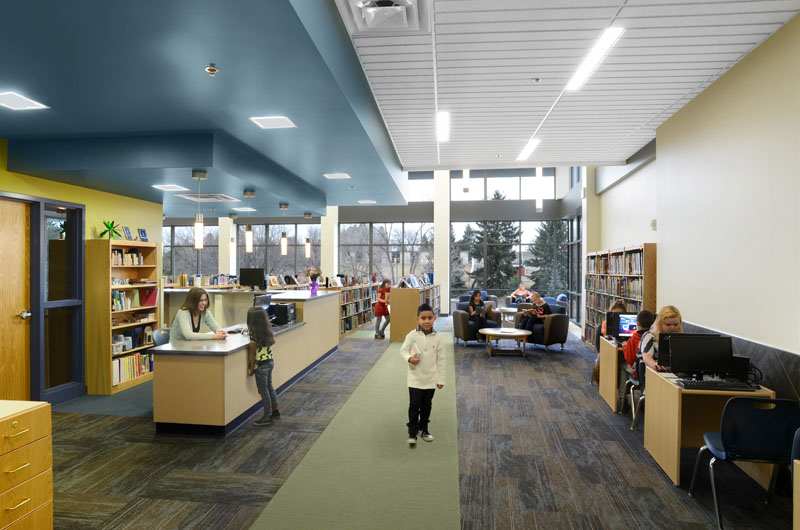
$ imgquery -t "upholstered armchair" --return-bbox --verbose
[513,311,569,350]
[452,309,501,345]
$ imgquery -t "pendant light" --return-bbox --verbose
[462,168,470,193]
[192,170,207,249]
[279,203,289,256]
[243,190,255,253]
[305,238,311,259]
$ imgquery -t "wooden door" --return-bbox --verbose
[0,199,31,399]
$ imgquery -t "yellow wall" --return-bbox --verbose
[0,139,163,245]
[598,161,658,250]
[655,16,799,353]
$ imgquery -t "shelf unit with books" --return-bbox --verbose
[329,283,377,336]
[86,239,160,394]
[389,284,440,342]
[584,243,656,348]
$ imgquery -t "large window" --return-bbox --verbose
[567,214,582,323]
[451,168,556,201]
[450,219,568,301]
[339,222,433,284]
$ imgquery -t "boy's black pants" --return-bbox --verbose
[408,387,435,436]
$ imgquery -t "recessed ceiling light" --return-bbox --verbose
[232,207,257,212]
[323,173,352,180]
[358,200,376,205]
[152,184,190,192]
[516,138,541,161]
[248,116,297,129]
[0,92,49,110]
[565,27,625,91]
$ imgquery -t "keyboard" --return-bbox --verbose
[676,379,757,392]
[227,327,245,334]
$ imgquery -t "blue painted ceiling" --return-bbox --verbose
[0,0,405,218]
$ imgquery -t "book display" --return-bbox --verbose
[86,239,159,394]
[584,243,656,347]
[389,284,440,342]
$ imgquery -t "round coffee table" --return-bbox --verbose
[478,327,532,357]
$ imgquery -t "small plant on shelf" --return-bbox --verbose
[99,220,122,240]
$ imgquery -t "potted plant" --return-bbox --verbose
[98,220,122,240]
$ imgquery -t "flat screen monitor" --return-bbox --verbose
[668,334,733,375]
[253,294,271,311]
[657,332,721,371]
[239,268,266,290]
[616,313,638,338]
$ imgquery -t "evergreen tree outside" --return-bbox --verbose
[524,220,568,297]
[449,225,466,293]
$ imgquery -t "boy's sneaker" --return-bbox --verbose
[421,431,434,442]
[253,416,273,426]
[379,333,386,339]
[407,434,417,446]
[270,410,281,420]
[374,334,382,340]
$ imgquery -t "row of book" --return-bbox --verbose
[339,310,374,335]
[112,248,146,266]
[587,251,645,275]
[341,299,372,317]
[111,353,153,386]
[607,277,643,300]
[586,292,612,314]
[111,287,157,311]
[339,287,373,304]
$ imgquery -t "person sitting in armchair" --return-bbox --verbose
[516,291,551,344]
[510,283,531,304]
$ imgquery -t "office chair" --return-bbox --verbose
[688,397,800,530]
[152,328,170,346]
[628,361,646,430]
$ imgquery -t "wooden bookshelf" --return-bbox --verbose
[584,243,656,348]
[85,239,159,395]
[389,284,441,342]
[324,283,378,337]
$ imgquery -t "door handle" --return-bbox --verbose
[17,310,31,320]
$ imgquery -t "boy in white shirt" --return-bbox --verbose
[400,303,446,446]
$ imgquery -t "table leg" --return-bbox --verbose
[485,335,492,357]
[521,337,527,358]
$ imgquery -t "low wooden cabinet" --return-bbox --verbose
[0,401,52,530]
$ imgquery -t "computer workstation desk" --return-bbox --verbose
[643,367,775,487]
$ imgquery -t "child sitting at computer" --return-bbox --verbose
[622,310,655,373]
[633,305,683,378]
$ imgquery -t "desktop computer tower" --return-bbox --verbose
[270,303,295,326]
[732,355,750,381]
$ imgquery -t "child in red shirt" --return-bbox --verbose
[374,279,391,339]
[622,310,655,369]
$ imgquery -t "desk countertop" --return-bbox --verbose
[152,321,306,356]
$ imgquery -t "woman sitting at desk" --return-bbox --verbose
[634,305,683,374]
[170,287,227,342]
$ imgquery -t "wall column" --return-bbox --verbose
[218,216,236,275]
[433,170,450,314]
[321,206,338,278]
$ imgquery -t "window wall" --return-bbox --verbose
[451,220,569,301]
[566,215,582,323]
[450,168,556,201]
[339,222,433,284]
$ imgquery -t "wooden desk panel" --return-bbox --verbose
[644,367,775,487]
[598,337,622,412]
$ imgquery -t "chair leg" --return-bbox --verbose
[629,385,637,421]
[560,343,564,350]
[631,394,645,430]
[709,457,723,529]
[619,380,633,414]
[688,445,708,497]
[544,345,549,351]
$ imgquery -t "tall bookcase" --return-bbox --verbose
[86,239,159,394]
[336,284,377,336]
[584,243,656,347]
[389,284,441,342]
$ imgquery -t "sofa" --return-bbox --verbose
[513,311,569,350]
[452,309,501,345]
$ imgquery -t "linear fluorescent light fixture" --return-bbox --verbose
[436,111,450,142]
[323,173,352,180]
[152,184,190,192]
[358,199,376,204]
[0,92,49,110]
[516,138,541,162]
[565,27,625,91]
[248,116,297,129]
[231,207,257,212]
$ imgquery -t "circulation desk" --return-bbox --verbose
[643,367,775,487]
[152,291,339,435]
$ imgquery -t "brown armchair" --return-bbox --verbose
[513,311,569,351]
[452,309,501,345]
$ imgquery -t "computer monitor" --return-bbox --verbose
[667,334,733,376]
[605,312,636,339]
[253,294,271,311]
[239,268,266,290]
[616,313,638,338]
[658,333,719,371]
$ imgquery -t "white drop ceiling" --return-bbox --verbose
[336,0,800,170]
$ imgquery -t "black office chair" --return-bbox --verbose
[152,327,170,346]
[628,361,646,430]
[688,397,800,530]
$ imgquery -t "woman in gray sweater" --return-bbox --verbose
[170,287,227,341]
